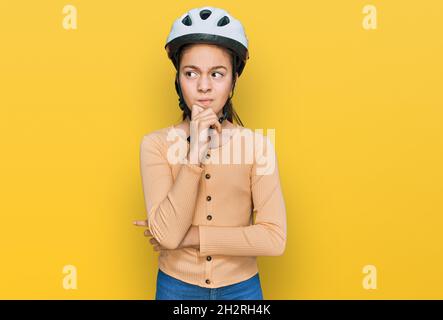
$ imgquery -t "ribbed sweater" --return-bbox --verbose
[139,123,287,288]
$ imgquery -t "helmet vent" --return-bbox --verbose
[181,15,192,26]
[217,16,230,26]
[199,9,212,20]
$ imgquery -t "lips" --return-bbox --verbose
[197,99,213,106]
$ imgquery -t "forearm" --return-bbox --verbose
[178,225,200,249]
[198,223,286,257]
[141,132,206,250]
[147,163,203,249]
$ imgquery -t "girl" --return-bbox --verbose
[134,6,287,300]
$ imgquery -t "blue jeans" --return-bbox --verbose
[155,269,264,300]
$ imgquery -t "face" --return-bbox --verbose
[179,43,238,118]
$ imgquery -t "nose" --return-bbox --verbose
[197,75,212,93]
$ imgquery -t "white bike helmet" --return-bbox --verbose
[165,6,249,123]
[165,6,249,76]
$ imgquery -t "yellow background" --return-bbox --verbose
[1,0,442,299]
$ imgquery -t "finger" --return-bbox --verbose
[133,220,148,227]
[210,120,222,133]
[197,114,218,125]
[208,123,222,137]
[191,104,204,119]
[192,108,214,121]
[149,238,158,245]
[144,229,152,237]
[199,118,221,132]
[192,105,217,118]
[195,114,218,126]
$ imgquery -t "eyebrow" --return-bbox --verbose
[182,65,228,71]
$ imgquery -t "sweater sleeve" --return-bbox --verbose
[140,133,204,250]
[198,134,287,257]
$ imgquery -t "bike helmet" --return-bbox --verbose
[165,6,249,123]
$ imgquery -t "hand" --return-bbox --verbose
[190,104,222,134]
[133,220,200,252]
[188,104,222,165]
[133,219,168,252]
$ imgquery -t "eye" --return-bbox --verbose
[185,71,197,78]
[212,71,224,78]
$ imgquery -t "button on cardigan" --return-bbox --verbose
[139,123,287,288]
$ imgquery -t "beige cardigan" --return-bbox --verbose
[140,123,287,288]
